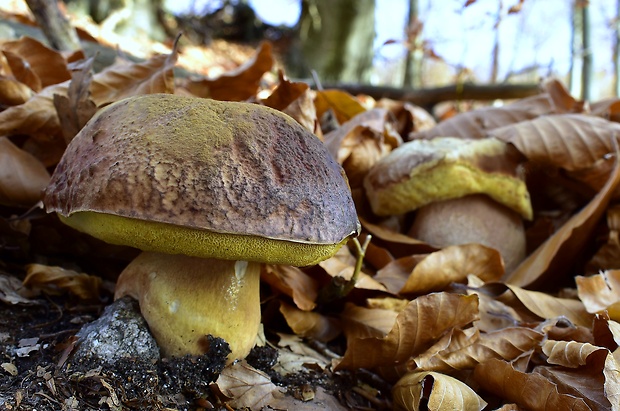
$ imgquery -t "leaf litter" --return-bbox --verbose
[1,7,620,411]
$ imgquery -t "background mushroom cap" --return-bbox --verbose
[363,136,532,219]
[45,94,360,265]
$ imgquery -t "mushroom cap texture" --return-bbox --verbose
[364,136,532,219]
[44,94,360,266]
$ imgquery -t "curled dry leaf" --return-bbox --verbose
[53,57,97,144]
[335,293,479,371]
[314,89,367,125]
[505,283,593,327]
[490,114,618,172]
[474,358,591,411]
[543,339,608,368]
[505,149,620,288]
[604,354,620,411]
[466,275,522,332]
[184,41,273,101]
[89,43,179,106]
[0,137,50,206]
[0,274,38,305]
[392,371,487,411]
[274,334,331,376]
[576,270,620,318]
[409,93,557,140]
[279,302,341,342]
[261,264,318,311]
[0,75,33,106]
[2,36,71,89]
[23,264,102,300]
[410,327,543,374]
[340,302,400,339]
[215,360,286,409]
[400,244,505,295]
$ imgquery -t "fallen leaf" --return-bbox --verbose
[577,270,620,317]
[335,293,479,371]
[279,302,341,342]
[505,146,620,288]
[261,264,318,311]
[392,371,487,411]
[410,327,543,374]
[474,358,591,411]
[543,339,607,368]
[23,264,102,300]
[0,137,50,206]
[53,57,97,144]
[315,89,366,124]
[400,244,505,295]
[185,41,273,101]
[215,361,286,409]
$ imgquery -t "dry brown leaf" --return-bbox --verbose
[53,57,97,144]
[282,87,318,134]
[506,283,593,327]
[89,45,178,106]
[543,339,607,368]
[314,89,367,125]
[0,137,49,206]
[273,334,331,375]
[604,353,620,411]
[490,114,618,171]
[586,207,620,273]
[279,302,341,342]
[467,275,522,332]
[335,293,479,371]
[577,270,620,317]
[2,36,71,88]
[0,274,38,305]
[184,41,273,101]
[23,264,102,300]
[410,327,543,374]
[409,93,556,140]
[505,148,620,288]
[215,361,286,409]
[318,245,387,292]
[262,71,309,111]
[0,75,33,106]
[474,358,591,411]
[261,264,318,311]
[340,302,400,339]
[392,371,487,411]
[401,244,504,295]
[3,49,42,92]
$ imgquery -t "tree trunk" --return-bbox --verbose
[403,0,422,88]
[287,0,376,84]
[25,0,81,51]
[569,0,592,100]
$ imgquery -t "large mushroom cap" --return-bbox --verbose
[44,94,360,266]
[364,136,532,220]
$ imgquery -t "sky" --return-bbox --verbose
[167,0,619,99]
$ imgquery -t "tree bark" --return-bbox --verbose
[25,0,81,51]
[569,0,592,100]
[403,0,422,88]
[287,0,376,83]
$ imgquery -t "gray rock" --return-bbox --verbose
[70,296,159,366]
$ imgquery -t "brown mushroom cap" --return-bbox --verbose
[44,94,360,266]
[363,137,532,220]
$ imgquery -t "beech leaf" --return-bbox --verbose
[392,371,487,411]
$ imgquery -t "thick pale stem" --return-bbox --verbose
[114,252,261,363]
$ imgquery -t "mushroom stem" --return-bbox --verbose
[408,194,526,273]
[114,252,261,363]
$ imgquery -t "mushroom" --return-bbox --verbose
[44,94,360,362]
[363,136,532,272]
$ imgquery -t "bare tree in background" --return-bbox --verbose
[286,0,375,83]
[26,0,81,51]
[569,0,592,100]
[403,0,423,88]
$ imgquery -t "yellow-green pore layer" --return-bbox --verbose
[44,94,360,262]
[364,137,533,220]
[60,212,347,266]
